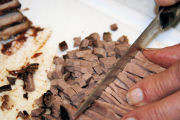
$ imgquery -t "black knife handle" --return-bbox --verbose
[158,1,180,29]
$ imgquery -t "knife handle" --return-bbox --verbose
[159,1,180,29]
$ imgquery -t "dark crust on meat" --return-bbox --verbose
[59,41,68,51]
[0,84,12,93]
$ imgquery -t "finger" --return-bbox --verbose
[155,0,180,6]
[126,61,180,106]
[143,44,180,68]
[122,90,180,120]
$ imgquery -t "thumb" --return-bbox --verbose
[143,44,180,68]
[155,0,180,6]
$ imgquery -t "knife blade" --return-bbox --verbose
[74,2,180,118]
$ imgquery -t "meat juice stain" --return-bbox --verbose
[31,52,42,59]
[1,32,27,56]
[30,26,44,37]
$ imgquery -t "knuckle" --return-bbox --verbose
[148,105,167,120]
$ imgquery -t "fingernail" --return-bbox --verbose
[125,117,136,120]
[126,88,144,105]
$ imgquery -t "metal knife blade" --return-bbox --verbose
[74,1,180,116]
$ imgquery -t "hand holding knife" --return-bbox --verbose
[74,2,180,118]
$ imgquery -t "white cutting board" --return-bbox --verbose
[19,0,180,56]
[0,0,179,120]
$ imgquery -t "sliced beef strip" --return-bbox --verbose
[0,12,24,29]
[110,24,118,31]
[62,104,92,120]
[7,77,16,85]
[95,100,127,117]
[90,100,121,120]
[116,72,135,88]
[24,73,35,92]
[73,37,81,47]
[131,58,166,73]
[103,32,112,42]
[0,20,31,40]
[93,47,106,58]
[51,96,62,118]
[105,87,128,106]
[124,62,152,78]
[31,108,46,117]
[0,0,21,16]
[85,109,110,120]
[124,71,142,83]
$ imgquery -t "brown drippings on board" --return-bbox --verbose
[23,93,28,100]
[1,95,12,111]
[31,52,43,59]
[1,32,27,56]
[30,26,44,37]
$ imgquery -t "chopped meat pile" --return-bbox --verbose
[0,0,31,40]
[31,32,166,120]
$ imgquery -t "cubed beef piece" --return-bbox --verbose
[99,56,117,69]
[31,108,45,117]
[24,73,35,92]
[103,41,115,52]
[107,51,116,57]
[93,65,103,75]
[79,39,89,49]
[67,49,79,59]
[59,41,68,51]
[115,44,130,56]
[73,37,81,47]
[93,48,106,58]
[50,87,59,96]
[43,90,53,108]
[53,56,64,65]
[86,32,101,47]
[75,49,92,58]
[117,35,129,44]
[110,24,118,31]
[103,32,112,42]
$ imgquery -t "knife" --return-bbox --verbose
[74,2,180,118]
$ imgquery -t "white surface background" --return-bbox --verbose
[19,0,180,56]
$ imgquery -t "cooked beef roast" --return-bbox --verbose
[30,32,165,120]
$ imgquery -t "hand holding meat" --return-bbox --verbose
[122,44,180,120]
